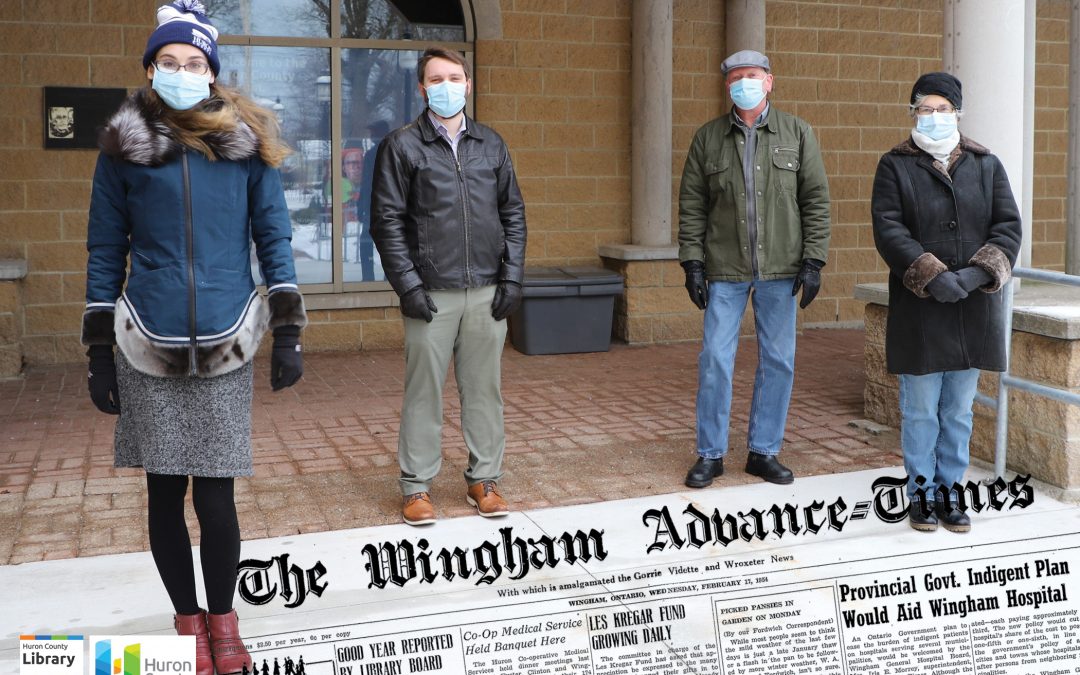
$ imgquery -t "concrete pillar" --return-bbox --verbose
[726,0,766,55]
[943,0,1034,270]
[1067,0,1080,274]
[630,0,673,247]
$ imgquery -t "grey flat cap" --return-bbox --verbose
[721,49,770,75]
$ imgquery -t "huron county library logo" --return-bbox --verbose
[92,636,195,675]
[19,635,83,675]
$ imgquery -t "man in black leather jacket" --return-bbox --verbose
[371,47,527,526]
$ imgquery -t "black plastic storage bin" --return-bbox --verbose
[509,266,624,355]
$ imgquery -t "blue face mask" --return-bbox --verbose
[425,81,467,118]
[729,77,766,110]
[152,68,211,111]
[915,112,958,141]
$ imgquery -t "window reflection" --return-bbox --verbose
[219,45,333,285]
[211,0,465,40]
[208,0,329,38]
[340,0,465,41]
[340,49,426,283]
[216,2,468,290]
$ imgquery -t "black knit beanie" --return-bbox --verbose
[910,72,962,110]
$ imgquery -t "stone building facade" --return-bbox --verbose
[0,0,1070,375]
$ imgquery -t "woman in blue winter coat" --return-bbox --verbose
[80,3,306,673]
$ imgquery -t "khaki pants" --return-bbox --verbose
[399,285,507,495]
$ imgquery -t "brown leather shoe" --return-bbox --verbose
[402,492,436,526]
[174,610,213,675]
[206,610,253,675]
[467,481,509,517]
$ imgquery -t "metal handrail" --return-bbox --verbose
[973,266,1080,479]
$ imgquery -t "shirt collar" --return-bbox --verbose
[427,110,467,138]
[732,102,770,130]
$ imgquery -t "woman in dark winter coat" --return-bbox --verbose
[81,3,306,673]
[871,72,1022,534]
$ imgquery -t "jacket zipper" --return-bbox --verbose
[454,155,472,286]
[748,211,760,279]
[748,135,760,280]
[182,149,197,377]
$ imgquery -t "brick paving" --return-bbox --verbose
[0,329,901,565]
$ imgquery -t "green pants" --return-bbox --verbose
[399,285,507,495]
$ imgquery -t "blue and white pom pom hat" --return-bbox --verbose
[142,0,220,76]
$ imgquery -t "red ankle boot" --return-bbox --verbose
[173,611,213,675]
[207,610,253,675]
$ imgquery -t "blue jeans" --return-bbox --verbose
[696,278,797,459]
[898,369,981,503]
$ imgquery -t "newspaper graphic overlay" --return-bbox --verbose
[231,472,1080,675]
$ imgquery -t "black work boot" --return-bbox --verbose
[745,452,794,485]
[685,457,724,488]
[908,500,938,532]
[936,502,971,533]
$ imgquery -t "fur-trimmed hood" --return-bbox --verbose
[99,89,258,166]
[84,87,306,379]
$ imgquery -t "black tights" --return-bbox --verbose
[146,473,240,615]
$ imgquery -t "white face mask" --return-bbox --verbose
[152,68,211,110]
[915,112,957,141]
[425,81,467,118]
[729,77,766,110]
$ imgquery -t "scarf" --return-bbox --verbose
[910,128,960,168]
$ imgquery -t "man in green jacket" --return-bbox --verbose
[678,49,831,488]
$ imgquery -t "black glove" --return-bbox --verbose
[270,325,303,391]
[491,281,523,321]
[792,258,825,309]
[400,286,437,322]
[926,271,969,303]
[681,260,708,310]
[956,266,992,293]
[87,345,120,415]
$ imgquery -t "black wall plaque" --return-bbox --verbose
[43,86,128,150]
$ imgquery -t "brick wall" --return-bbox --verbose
[0,0,1073,367]
[0,0,158,366]
[763,0,945,326]
[477,0,726,267]
[671,1,727,234]
[0,278,21,376]
[478,0,725,345]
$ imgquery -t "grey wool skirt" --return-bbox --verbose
[114,351,255,477]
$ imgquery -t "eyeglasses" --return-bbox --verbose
[154,59,210,76]
[912,104,956,116]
